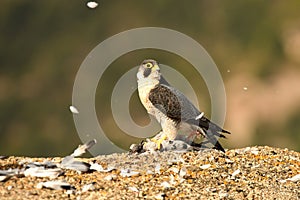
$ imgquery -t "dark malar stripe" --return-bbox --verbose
[143,68,151,77]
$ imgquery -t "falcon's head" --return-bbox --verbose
[137,59,161,82]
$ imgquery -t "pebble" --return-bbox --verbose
[199,164,211,169]
[120,169,140,177]
[128,186,139,192]
[231,169,241,178]
[103,174,117,181]
[81,183,95,193]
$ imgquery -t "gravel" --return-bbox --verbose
[0,146,299,199]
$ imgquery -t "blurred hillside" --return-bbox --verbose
[0,1,300,156]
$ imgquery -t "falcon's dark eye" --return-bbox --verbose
[145,63,153,68]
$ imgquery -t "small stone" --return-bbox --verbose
[289,174,300,182]
[146,170,154,175]
[128,186,139,192]
[280,174,300,183]
[120,169,139,177]
[200,164,211,170]
[104,174,117,181]
[154,193,166,200]
[225,158,234,163]
[219,192,228,198]
[179,167,187,177]
[155,164,161,174]
[231,169,241,178]
[82,183,95,193]
[169,167,179,174]
[160,181,172,189]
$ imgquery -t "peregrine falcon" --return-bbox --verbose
[137,59,230,152]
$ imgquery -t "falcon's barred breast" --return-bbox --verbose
[136,59,230,152]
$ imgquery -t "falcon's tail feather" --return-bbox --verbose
[187,116,230,152]
[199,117,230,135]
[187,116,231,137]
[190,139,225,152]
[212,139,226,152]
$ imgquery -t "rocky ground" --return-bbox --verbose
[0,146,299,199]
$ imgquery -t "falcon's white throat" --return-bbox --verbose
[137,65,161,114]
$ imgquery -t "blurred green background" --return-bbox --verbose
[1,1,300,156]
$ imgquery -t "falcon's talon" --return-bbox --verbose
[150,138,161,150]
[151,135,167,150]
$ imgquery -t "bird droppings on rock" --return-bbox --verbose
[0,143,299,199]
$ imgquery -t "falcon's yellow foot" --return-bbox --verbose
[151,134,168,150]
